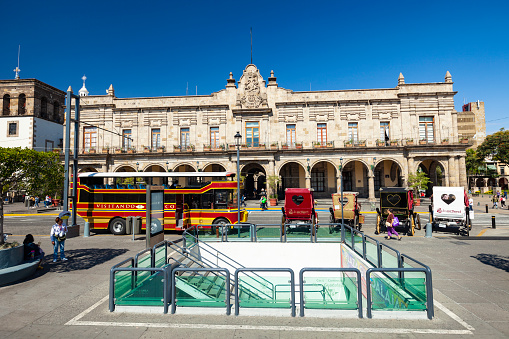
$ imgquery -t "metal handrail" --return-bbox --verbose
[365,267,433,320]
[134,247,153,268]
[234,267,296,317]
[251,223,286,242]
[170,267,231,315]
[110,266,168,313]
[152,239,184,267]
[299,267,363,318]
[179,231,275,300]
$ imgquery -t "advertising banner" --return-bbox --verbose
[432,186,466,220]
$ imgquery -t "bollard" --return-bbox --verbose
[486,204,489,213]
[477,201,480,206]
[425,223,433,238]
[84,222,90,237]
[492,216,496,229]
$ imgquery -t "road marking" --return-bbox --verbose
[66,295,473,335]
[476,229,488,237]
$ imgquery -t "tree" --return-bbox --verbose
[465,148,485,175]
[266,175,280,199]
[0,147,64,244]
[476,129,509,166]
[407,170,430,198]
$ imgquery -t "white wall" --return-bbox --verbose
[34,117,63,151]
[0,116,32,148]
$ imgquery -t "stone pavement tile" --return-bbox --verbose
[486,321,509,337]
[44,325,105,339]
[461,303,509,322]
[431,279,465,291]
[140,328,234,339]
[6,324,61,339]
[95,325,148,338]
[0,309,47,332]
[232,329,281,338]
[441,289,492,304]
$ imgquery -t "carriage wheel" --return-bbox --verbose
[281,215,286,236]
[312,214,316,237]
[375,214,381,235]
[354,215,360,231]
[408,217,415,236]
[468,218,472,231]
[415,214,421,230]
[329,214,335,234]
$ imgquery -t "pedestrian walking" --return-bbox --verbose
[385,208,402,241]
[50,217,68,262]
[240,194,247,207]
[34,196,40,208]
[492,195,498,209]
[468,196,473,211]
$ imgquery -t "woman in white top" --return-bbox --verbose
[50,217,68,262]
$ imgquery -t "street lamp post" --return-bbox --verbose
[234,131,242,238]
[340,158,344,228]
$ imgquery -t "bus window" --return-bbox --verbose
[202,192,214,209]
[164,193,176,204]
[215,190,229,209]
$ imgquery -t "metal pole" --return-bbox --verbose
[492,215,496,228]
[71,96,79,227]
[237,145,240,238]
[340,165,344,227]
[63,87,72,226]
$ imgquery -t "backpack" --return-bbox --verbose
[392,216,399,227]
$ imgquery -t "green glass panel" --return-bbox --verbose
[380,251,400,279]
[303,275,358,310]
[176,274,228,308]
[136,253,153,268]
[115,270,164,306]
[371,276,427,311]
[255,226,281,240]
[365,241,378,267]
[285,224,314,241]
[154,246,166,268]
[344,228,353,247]
[238,276,290,308]
[316,224,342,241]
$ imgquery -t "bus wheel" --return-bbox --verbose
[110,218,126,235]
[212,217,229,236]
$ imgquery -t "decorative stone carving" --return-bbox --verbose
[121,120,133,128]
[240,70,263,108]
[150,119,162,127]
[179,119,191,126]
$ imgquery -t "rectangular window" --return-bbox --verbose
[317,123,327,145]
[311,172,325,192]
[380,122,390,142]
[348,122,358,143]
[181,128,190,148]
[122,129,132,150]
[8,122,18,136]
[286,124,296,146]
[419,117,434,143]
[501,168,505,175]
[83,126,97,151]
[210,127,219,148]
[245,122,259,147]
[151,128,161,149]
[45,140,54,151]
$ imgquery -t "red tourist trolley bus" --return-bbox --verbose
[76,171,248,234]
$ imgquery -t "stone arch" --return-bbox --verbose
[342,160,369,198]
[242,162,267,199]
[415,159,446,196]
[476,178,485,188]
[18,94,26,115]
[143,164,166,185]
[487,178,497,187]
[373,158,404,195]
[79,167,98,173]
[173,163,198,172]
[3,94,10,116]
[173,163,197,187]
[112,165,138,186]
[310,160,338,198]
[278,161,306,194]
[114,165,137,172]
[202,163,227,172]
[499,177,508,190]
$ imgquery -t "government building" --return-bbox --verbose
[68,64,470,201]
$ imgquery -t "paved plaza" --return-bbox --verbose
[1,197,508,338]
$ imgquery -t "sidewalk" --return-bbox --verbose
[2,202,60,215]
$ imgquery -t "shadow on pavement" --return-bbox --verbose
[471,253,509,272]
[42,248,129,273]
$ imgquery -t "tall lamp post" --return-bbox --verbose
[339,158,344,227]
[234,131,242,238]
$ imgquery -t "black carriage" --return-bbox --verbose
[375,187,421,236]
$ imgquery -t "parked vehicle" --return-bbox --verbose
[375,187,421,236]
[281,188,318,235]
[328,192,364,232]
[429,186,471,236]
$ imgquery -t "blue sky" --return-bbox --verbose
[1,0,507,134]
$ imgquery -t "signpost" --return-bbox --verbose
[146,185,165,248]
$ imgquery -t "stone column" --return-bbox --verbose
[336,176,341,193]
[455,156,461,188]
[448,156,456,186]
[459,155,467,189]
[305,176,311,189]
[407,156,415,176]
[368,175,375,202]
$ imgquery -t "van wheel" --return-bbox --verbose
[110,218,126,235]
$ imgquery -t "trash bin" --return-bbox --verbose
[133,216,142,234]
[125,216,133,235]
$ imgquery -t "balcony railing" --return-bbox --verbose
[312,141,334,148]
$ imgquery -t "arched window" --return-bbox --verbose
[53,101,60,122]
[40,97,48,119]
[18,94,26,115]
[3,94,10,116]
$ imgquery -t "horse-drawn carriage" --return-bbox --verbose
[281,188,318,235]
[328,192,364,232]
[375,187,421,236]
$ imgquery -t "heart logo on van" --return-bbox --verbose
[387,194,401,206]
[292,195,304,205]
[441,194,456,205]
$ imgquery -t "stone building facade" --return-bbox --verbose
[0,79,65,150]
[457,101,486,148]
[69,64,469,200]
